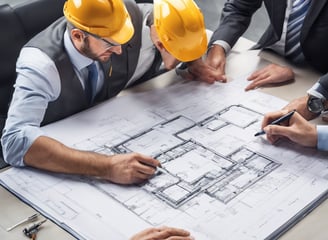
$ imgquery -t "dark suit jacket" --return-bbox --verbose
[210,0,328,81]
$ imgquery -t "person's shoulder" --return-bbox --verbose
[18,47,53,67]
[16,47,61,99]
[125,0,143,16]
[17,47,57,78]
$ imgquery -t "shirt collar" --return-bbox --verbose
[64,29,93,71]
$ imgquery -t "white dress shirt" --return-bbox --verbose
[1,4,157,166]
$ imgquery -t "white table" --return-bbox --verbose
[1,37,327,240]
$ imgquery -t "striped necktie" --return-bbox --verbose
[85,62,98,103]
[285,0,311,63]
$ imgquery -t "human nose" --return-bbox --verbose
[110,45,122,55]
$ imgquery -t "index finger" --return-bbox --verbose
[247,69,262,80]
[136,154,160,168]
[261,110,289,129]
[157,226,190,238]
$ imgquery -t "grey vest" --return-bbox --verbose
[25,1,160,126]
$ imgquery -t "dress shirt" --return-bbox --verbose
[307,82,325,99]
[126,3,156,87]
[307,82,328,151]
[2,3,157,166]
[212,0,293,56]
[317,125,328,151]
[272,1,328,151]
[273,1,328,151]
[1,30,104,166]
[266,0,293,56]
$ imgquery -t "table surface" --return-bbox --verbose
[1,37,328,240]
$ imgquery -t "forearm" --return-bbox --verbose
[24,136,109,178]
[283,96,319,120]
[210,0,262,46]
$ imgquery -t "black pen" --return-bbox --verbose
[254,109,296,136]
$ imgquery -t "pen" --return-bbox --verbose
[254,109,296,136]
[156,166,169,174]
[6,213,39,232]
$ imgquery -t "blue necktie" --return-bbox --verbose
[85,62,98,103]
[285,0,311,63]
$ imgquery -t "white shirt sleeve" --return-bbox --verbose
[1,47,60,166]
[211,40,232,55]
[317,125,328,151]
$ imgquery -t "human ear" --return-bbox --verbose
[70,29,85,42]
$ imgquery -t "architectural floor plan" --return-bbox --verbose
[1,79,328,240]
[91,105,280,213]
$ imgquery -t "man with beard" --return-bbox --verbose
[1,0,205,238]
[2,0,159,185]
[1,0,206,182]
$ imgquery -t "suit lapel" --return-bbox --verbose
[265,0,287,38]
[125,1,143,80]
[104,1,143,98]
[302,0,328,41]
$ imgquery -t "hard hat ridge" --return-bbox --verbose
[63,0,134,44]
[154,0,207,62]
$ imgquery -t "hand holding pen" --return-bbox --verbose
[255,109,296,136]
[257,109,317,147]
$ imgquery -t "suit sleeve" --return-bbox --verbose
[209,0,263,48]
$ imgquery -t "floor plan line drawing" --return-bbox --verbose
[2,79,328,240]
[77,105,281,224]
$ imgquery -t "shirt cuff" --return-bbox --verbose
[2,127,44,167]
[317,125,328,151]
[210,40,232,55]
[307,82,325,98]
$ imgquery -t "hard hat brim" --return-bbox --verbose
[154,0,207,62]
[160,31,207,62]
[63,0,135,45]
[107,14,135,45]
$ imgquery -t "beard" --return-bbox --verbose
[80,37,108,62]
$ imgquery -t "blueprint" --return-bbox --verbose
[1,77,328,240]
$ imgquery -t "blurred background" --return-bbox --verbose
[194,0,269,43]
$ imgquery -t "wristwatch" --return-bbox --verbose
[307,95,328,114]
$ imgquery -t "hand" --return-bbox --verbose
[105,153,160,184]
[130,226,193,240]
[183,45,227,84]
[262,110,317,147]
[282,96,319,120]
[205,44,227,82]
[245,64,294,91]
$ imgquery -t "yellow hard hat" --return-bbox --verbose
[154,0,207,62]
[63,0,134,44]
